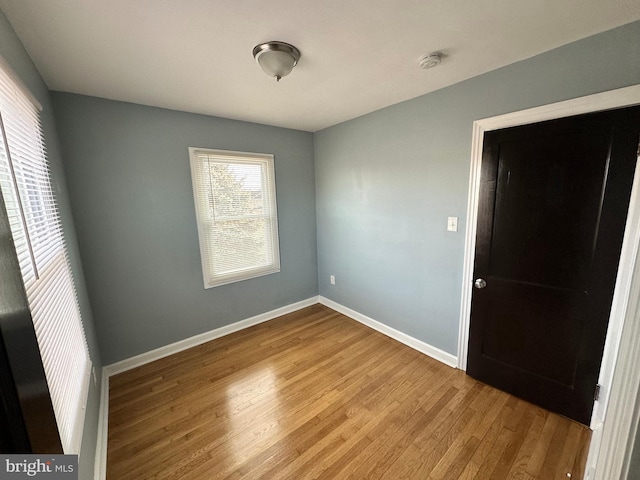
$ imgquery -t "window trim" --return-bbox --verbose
[188,147,281,288]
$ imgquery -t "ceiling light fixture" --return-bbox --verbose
[252,41,301,82]
[419,52,442,69]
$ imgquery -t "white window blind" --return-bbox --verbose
[0,57,91,454]
[189,148,281,288]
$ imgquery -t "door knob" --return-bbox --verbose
[474,278,487,289]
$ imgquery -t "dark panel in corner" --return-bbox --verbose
[0,188,62,453]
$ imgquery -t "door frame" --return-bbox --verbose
[457,84,640,478]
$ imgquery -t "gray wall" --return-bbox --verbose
[0,10,102,478]
[52,94,318,365]
[315,21,640,356]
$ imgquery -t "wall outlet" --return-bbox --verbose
[330,275,336,285]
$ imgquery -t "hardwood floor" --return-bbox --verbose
[107,304,591,479]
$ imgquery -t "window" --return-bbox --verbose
[0,57,91,454]
[189,148,281,288]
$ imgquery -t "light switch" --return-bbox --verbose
[447,216,458,232]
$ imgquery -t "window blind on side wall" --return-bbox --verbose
[0,57,91,455]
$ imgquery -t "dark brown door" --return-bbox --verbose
[467,106,640,425]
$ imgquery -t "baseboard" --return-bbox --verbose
[584,421,603,480]
[94,368,110,480]
[93,295,319,479]
[104,296,319,376]
[318,296,458,368]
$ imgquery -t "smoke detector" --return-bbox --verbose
[419,52,442,69]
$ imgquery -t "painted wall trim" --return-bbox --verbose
[592,158,640,480]
[92,295,319,480]
[318,296,458,368]
[93,368,109,480]
[103,296,318,376]
[457,83,640,480]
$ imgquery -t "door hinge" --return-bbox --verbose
[594,384,601,402]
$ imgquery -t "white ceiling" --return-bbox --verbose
[1,0,639,132]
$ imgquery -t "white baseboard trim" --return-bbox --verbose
[318,296,458,368]
[585,421,604,480]
[93,295,319,479]
[104,296,319,377]
[94,367,110,480]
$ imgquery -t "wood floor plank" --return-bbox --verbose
[555,421,588,479]
[572,427,592,480]
[505,406,548,478]
[161,332,409,480]
[266,353,429,480]
[537,417,571,479]
[525,413,561,477]
[107,304,591,480]
[319,370,460,479]
[489,404,537,479]
[425,388,502,480]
